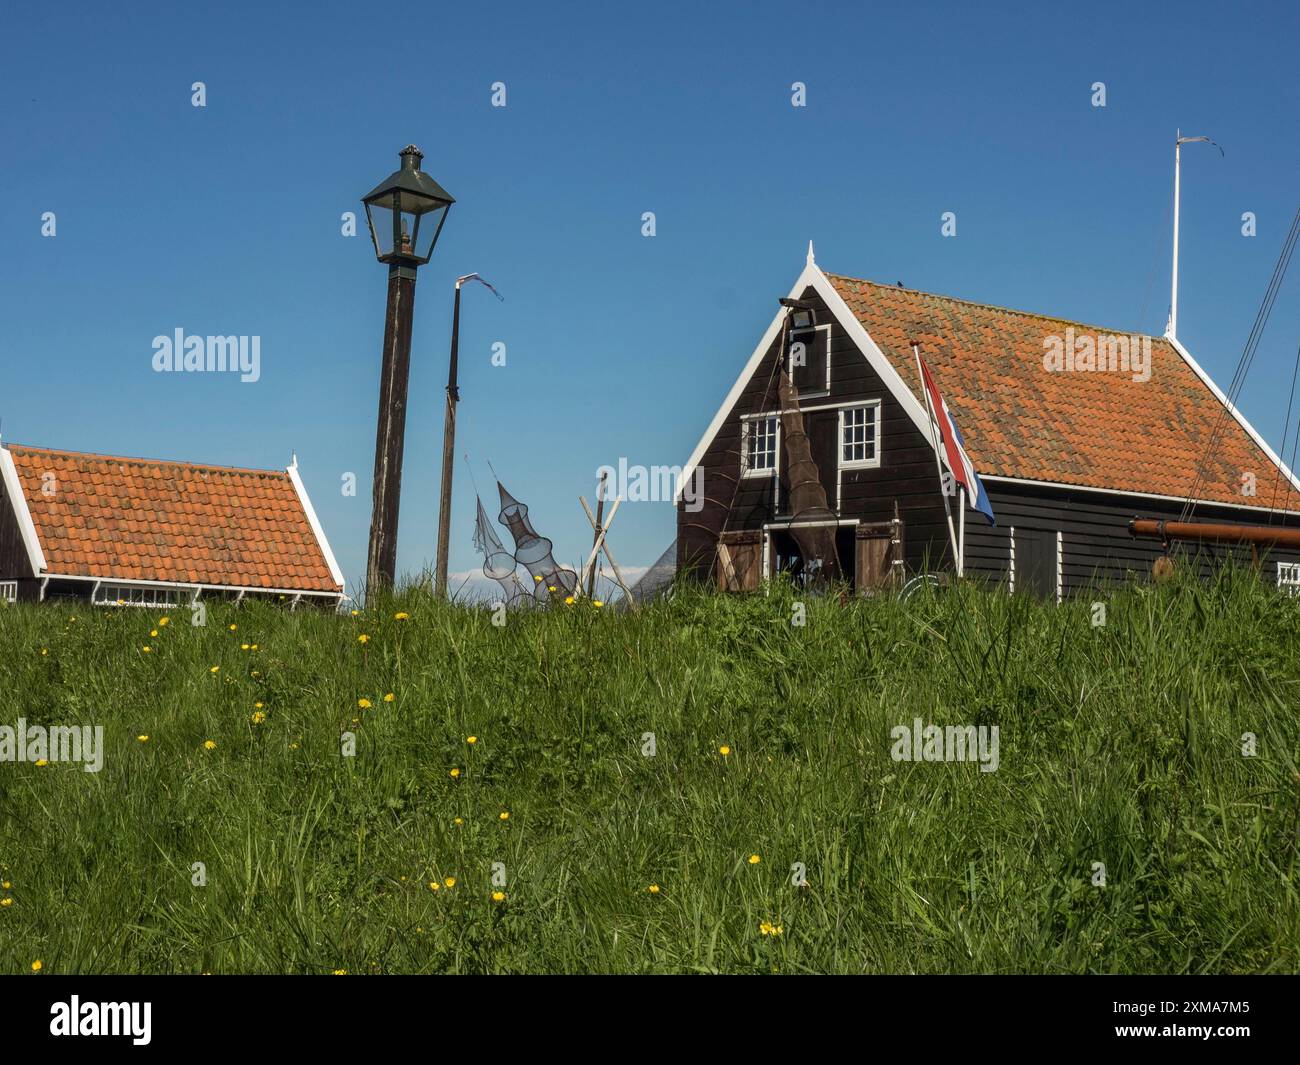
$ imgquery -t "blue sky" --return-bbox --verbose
[1,0,1296,598]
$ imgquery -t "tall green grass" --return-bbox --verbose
[1,569,1298,973]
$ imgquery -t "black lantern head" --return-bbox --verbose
[779,297,817,330]
[362,145,455,266]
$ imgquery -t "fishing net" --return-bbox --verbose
[496,480,577,601]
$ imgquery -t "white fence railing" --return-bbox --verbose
[1278,563,1300,597]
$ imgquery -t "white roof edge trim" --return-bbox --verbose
[982,474,1300,517]
[287,462,346,589]
[1164,333,1300,502]
[0,445,47,575]
[44,573,344,598]
[676,262,934,500]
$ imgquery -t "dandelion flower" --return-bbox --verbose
[40,648,48,656]
[547,585,557,592]
[428,882,440,892]
[394,612,409,620]
[250,644,258,651]
[564,596,574,605]
[383,693,395,703]
[492,891,506,902]
[254,702,264,709]
[251,712,266,725]
[137,735,150,743]
[453,817,463,825]
[142,646,152,653]
[2,882,9,889]
[443,877,456,888]
[719,745,731,757]
[333,969,346,975]
[229,624,237,632]
[34,759,48,767]
[357,698,372,709]
[358,634,369,645]
[203,740,216,750]
[593,600,604,608]
[351,610,360,617]
[533,575,542,583]
[748,854,761,865]
[499,811,510,821]
[449,768,461,778]
[241,643,250,651]
[209,666,219,674]
[466,736,477,745]
[31,960,41,971]
[647,884,661,895]
[150,629,159,638]
[0,898,11,907]
[159,617,170,627]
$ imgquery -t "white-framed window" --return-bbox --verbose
[1278,562,1300,596]
[93,583,185,609]
[789,325,832,396]
[0,580,16,604]
[741,414,779,477]
[839,402,881,469]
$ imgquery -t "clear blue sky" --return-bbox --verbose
[2,0,1296,598]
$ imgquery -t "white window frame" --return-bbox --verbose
[1278,562,1300,596]
[741,413,780,479]
[838,401,882,471]
[94,583,185,609]
[788,324,832,397]
[0,580,16,604]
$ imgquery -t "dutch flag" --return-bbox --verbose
[918,356,996,526]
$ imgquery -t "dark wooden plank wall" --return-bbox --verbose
[965,483,1300,595]
[678,285,951,578]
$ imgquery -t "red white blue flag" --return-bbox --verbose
[918,356,996,525]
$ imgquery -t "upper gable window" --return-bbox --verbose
[789,325,831,397]
[741,414,778,477]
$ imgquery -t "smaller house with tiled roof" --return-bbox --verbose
[0,443,344,607]
[677,247,1300,599]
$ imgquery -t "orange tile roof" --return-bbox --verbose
[825,273,1300,512]
[5,445,341,592]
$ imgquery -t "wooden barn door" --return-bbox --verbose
[1015,528,1057,599]
[717,530,763,592]
[856,520,900,593]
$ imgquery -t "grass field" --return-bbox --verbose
[2,570,1299,974]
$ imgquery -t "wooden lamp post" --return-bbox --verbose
[361,145,454,593]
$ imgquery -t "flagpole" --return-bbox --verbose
[958,486,966,577]
[911,341,960,577]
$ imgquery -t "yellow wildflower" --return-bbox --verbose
[383,693,395,703]
[466,735,477,744]
[648,884,661,894]
[357,698,372,709]
[0,898,11,907]
[719,745,731,756]
[499,811,510,821]
[31,960,41,971]
[443,877,456,888]
[251,712,266,725]
[449,768,461,778]
[358,634,369,644]
[137,735,149,743]
[492,891,506,902]
[158,617,169,626]
[203,740,216,750]
[748,854,761,865]
[209,666,219,674]
[394,612,409,620]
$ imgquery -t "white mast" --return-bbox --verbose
[1167,130,1222,340]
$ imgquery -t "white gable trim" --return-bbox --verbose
[1163,334,1300,502]
[0,446,47,576]
[287,462,345,589]
[676,262,934,500]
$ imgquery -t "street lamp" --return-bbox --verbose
[434,273,502,598]
[361,145,454,593]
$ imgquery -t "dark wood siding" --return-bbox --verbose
[965,482,1300,596]
[678,285,952,580]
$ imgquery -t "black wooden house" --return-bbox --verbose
[676,247,1300,598]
